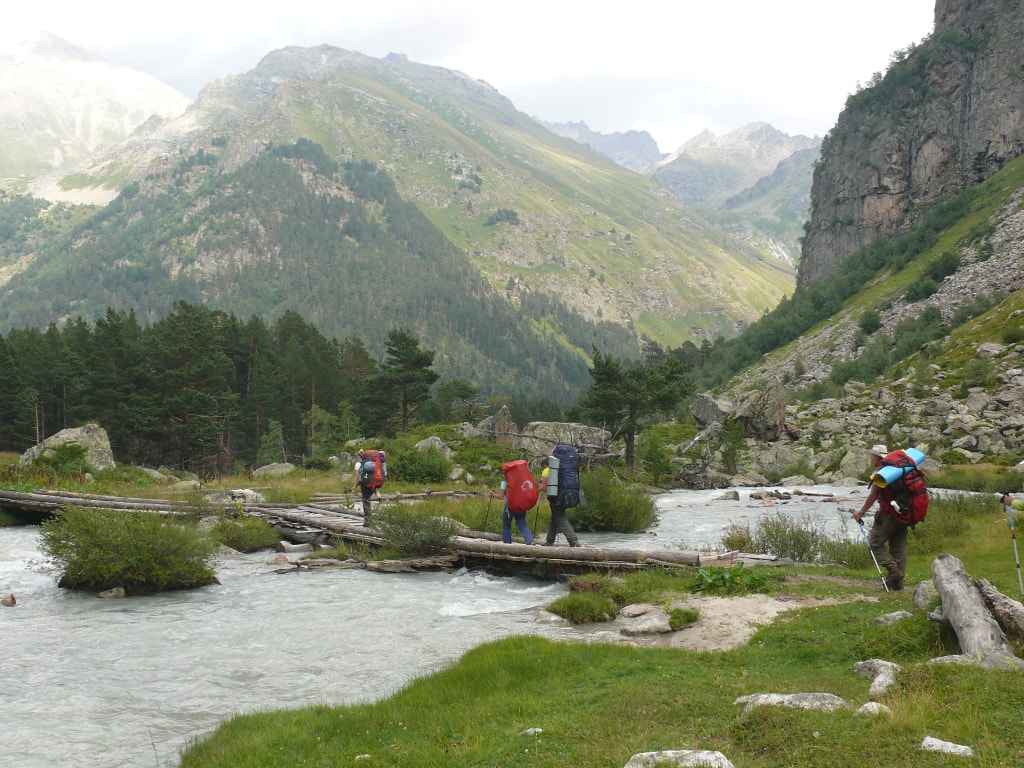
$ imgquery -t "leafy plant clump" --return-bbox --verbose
[39,506,218,594]
[373,504,460,556]
[691,563,780,595]
[545,591,617,624]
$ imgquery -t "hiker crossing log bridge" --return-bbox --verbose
[0,488,701,577]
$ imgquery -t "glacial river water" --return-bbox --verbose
[0,485,869,767]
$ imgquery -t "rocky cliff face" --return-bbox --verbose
[799,0,1024,285]
[0,32,190,196]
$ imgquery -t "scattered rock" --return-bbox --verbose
[620,607,672,636]
[734,692,848,719]
[1,593,15,607]
[98,587,125,599]
[921,736,974,757]
[912,580,940,611]
[206,488,267,504]
[875,610,913,625]
[518,727,543,737]
[276,542,313,553]
[623,750,734,768]
[856,702,893,717]
[854,659,900,696]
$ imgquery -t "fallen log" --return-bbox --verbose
[976,578,1024,640]
[450,537,700,568]
[930,554,1024,669]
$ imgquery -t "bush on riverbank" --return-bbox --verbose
[572,467,658,532]
[39,506,218,594]
[545,590,618,623]
[373,504,461,556]
[211,515,281,553]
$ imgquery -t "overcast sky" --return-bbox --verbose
[2,1,936,152]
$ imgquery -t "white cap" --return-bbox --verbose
[869,444,889,457]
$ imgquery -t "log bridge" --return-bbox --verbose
[0,488,704,578]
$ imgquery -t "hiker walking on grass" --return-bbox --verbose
[853,444,907,591]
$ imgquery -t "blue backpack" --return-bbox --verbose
[552,444,581,509]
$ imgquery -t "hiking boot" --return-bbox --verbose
[885,572,905,591]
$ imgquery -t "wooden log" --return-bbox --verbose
[451,537,700,567]
[976,578,1024,640]
[366,555,459,572]
[931,554,1023,668]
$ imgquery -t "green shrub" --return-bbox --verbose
[668,606,700,631]
[819,536,874,568]
[858,309,881,335]
[212,515,281,552]
[303,455,334,471]
[374,504,460,556]
[749,510,831,562]
[1002,325,1024,345]
[384,444,451,484]
[720,522,756,552]
[571,467,657,532]
[546,591,617,623]
[39,506,218,594]
[31,443,91,476]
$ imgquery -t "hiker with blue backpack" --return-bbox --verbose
[852,444,928,591]
[540,445,583,547]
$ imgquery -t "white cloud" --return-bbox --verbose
[0,0,935,152]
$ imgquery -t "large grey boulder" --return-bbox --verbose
[515,422,611,457]
[471,404,519,444]
[690,392,733,429]
[253,462,296,478]
[19,423,115,472]
[732,382,787,442]
[415,436,454,457]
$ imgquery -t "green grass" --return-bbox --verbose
[179,492,1024,767]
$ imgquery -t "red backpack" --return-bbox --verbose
[358,449,386,489]
[882,450,929,527]
[501,460,539,514]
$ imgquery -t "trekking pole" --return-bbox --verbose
[853,513,889,593]
[1002,496,1024,595]
[483,493,494,531]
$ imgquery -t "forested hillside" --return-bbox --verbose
[0,141,636,400]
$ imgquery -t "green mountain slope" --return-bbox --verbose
[4,45,794,351]
[0,142,640,399]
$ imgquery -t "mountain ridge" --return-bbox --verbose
[0,39,795,358]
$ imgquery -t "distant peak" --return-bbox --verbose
[10,30,103,63]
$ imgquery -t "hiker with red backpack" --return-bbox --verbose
[352,449,386,524]
[853,444,929,591]
[492,459,538,544]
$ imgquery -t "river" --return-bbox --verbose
[0,484,867,767]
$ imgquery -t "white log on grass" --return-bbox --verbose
[930,554,1024,670]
